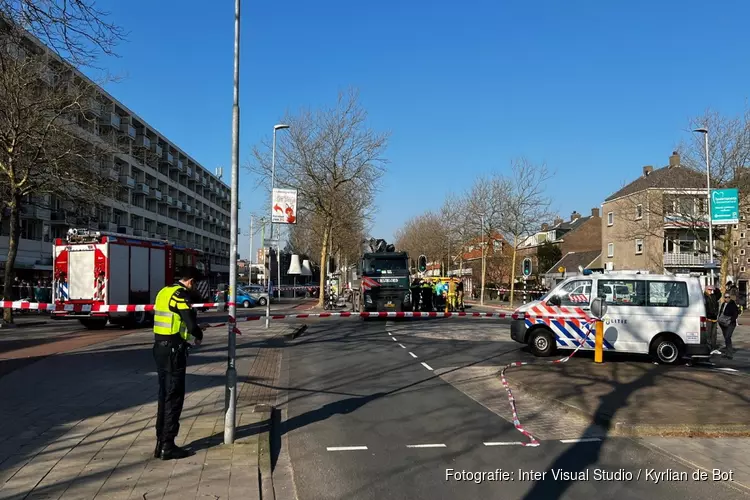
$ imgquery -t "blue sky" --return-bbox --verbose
[94,0,750,260]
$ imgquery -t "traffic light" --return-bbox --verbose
[418,255,427,273]
[522,258,532,277]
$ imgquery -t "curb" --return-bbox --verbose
[253,403,275,500]
[509,378,750,438]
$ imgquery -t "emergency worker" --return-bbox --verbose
[152,266,206,460]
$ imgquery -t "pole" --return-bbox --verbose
[268,127,277,325]
[704,131,715,287]
[224,0,240,446]
[277,235,282,300]
[249,215,254,285]
[594,319,604,363]
[480,214,486,306]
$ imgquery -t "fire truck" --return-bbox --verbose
[52,229,210,329]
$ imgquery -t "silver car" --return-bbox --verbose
[241,285,269,306]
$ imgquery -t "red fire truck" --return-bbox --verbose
[52,229,210,329]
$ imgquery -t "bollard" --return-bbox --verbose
[594,320,604,363]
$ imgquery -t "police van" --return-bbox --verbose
[510,272,710,364]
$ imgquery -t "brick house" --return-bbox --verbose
[516,208,602,277]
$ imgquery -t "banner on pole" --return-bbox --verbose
[271,188,298,224]
[710,188,740,225]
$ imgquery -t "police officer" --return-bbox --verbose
[152,266,206,460]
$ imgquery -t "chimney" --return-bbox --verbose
[669,151,680,168]
[591,207,600,218]
[643,165,653,177]
[554,217,563,226]
[571,211,581,221]
[541,223,549,231]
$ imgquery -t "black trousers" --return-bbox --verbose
[153,336,187,444]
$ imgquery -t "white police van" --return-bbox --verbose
[510,272,709,364]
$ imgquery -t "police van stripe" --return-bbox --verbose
[552,319,593,348]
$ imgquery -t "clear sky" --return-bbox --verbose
[94,0,750,260]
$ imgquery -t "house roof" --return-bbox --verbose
[604,165,707,202]
[544,250,602,275]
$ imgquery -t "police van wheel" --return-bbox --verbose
[652,335,683,365]
[529,329,555,357]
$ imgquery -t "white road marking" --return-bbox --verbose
[388,332,392,336]
[559,438,602,444]
[398,343,406,348]
[406,444,446,448]
[484,442,524,446]
[409,352,418,358]
[392,337,398,342]
[326,446,368,451]
[420,362,434,371]
[716,367,739,373]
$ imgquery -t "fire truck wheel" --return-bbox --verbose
[79,318,108,330]
[258,297,267,306]
[125,312,152,329]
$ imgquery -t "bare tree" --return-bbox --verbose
[496,158,554,305]
[0,1,126,67]
[0,22,119,322]
[394,211,450,272]
[248,89,389,307]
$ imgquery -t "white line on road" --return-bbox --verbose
[392,337,398,342]
[420,362,434,371]
[409,352,418,358]
[398,343,406,348]
[326,446,368,451]
[388,332,392,336]
[484,442,524,446]
[559,438,602,444]
[406,444,446,448]
[716,367,739,373]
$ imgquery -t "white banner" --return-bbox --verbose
[271,188,298,224]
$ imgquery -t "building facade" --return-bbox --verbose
[1,47,232,282]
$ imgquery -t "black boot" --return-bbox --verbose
[160,441,192,460]
[154,440,162,459]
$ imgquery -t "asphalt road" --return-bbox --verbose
[281,317,748,500]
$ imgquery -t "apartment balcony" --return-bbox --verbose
[119,175,136,189]
[176,159,185,172]
[100,112,121,129]
[162,151,174,165]
[194,170,201,182]
[86,98,102,117]
[20,206,52,220]
[107,168,119,181]
[186,167,193,178]
[136,135,151,149]
[201,178,208,187]
[664,214,709,229]
[120,123,136,140]
[663,253,712,268]
[99,222,118,232]
[136,183,149,195]
[185,204,192,214]
[133,229,146,237]
[152,143,163,157]
[151,189,162,201]
[176,200,185,211]
[166,195,174,205]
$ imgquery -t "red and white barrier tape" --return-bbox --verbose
[0,301,223,312]
[499,319,595,446]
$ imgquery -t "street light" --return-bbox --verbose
[267,123,290,328]
[693,127,715,286]
[479,213,486,306]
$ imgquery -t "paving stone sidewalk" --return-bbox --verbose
[0,322,291,500]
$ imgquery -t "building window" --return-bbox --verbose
[734,224,739,229]
[742,267,747,273]
[746,258,750,264]
[735,258,740,264]
[636,204,643,220]
[607,212,614,226]
[735,241,739,246]
[743,249,747,256]
[742,232,746,239]
[607,242,614,258]
[635,239,643,254]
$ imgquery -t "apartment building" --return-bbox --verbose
[516,208,602,277]
[2,48,233,281]
[601,152,713,277]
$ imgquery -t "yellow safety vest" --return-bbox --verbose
[153,284,191,341]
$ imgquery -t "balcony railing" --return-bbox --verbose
[136,135,151,149]
[163,151,174,165]
[663,253,712,267]
[153,190,163,201]
[120,123,136,140]
[119,176,136,188]
[152,143,163,157]
[136,183,149,195]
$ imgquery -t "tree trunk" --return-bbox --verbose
[3,196,21,324]
[509,245,518,307]
[720,227,732,291]
[317,222,332,308]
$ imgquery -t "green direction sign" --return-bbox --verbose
[710,188,740,225]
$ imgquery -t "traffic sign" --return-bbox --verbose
[558,266,565,273]
[711,188,740,225]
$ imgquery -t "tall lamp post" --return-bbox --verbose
[480,213,486,306]
[224,0,241,445]
[267,123,289,328]
[693,127,715,286]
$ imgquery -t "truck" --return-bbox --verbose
[352,238,412,312]
[51,229,211,329]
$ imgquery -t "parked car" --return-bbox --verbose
[241,285,269,306]
[214,289,258,309]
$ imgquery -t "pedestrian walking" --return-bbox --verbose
[152,266,207,460]
[703,286,720,353]
[717,291,739,360]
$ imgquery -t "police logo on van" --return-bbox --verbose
[604,318,627,325]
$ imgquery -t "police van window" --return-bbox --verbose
[555,280,592,306]
[648,281,689,307]
[597,280,646,306]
